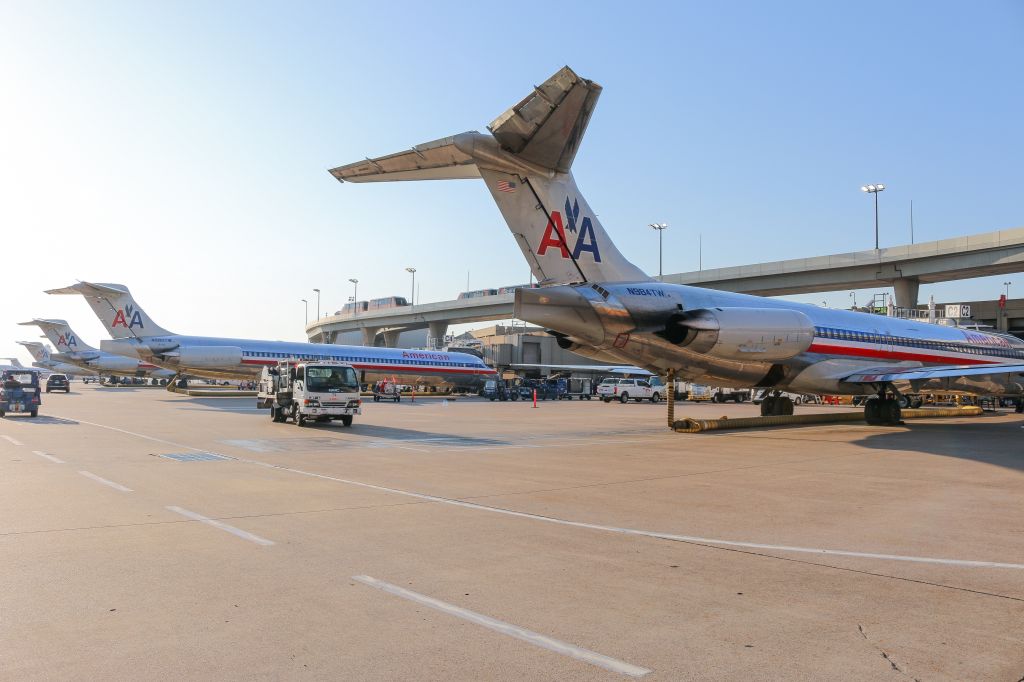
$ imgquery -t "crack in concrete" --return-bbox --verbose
[858,624,921,681]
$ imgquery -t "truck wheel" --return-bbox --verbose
[0,410,4,418]
[651,392,661,403]
[30,410,38,418]
[294,410,305,427]
[735,395,745,403]
[619,392,629,404]
[341,415,353,427]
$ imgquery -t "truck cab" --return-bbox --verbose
[0,370,42,418]
[258,361,361,427]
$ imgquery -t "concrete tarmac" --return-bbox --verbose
[1,385,1022,680]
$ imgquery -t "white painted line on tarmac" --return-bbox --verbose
[1,435,24,446]
[60,415,1024,570]
[166,506,275,546]
[78,471,132,492]
[32,450,64,464]
[352,575,652,678]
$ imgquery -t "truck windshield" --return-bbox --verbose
[305,366,359,393]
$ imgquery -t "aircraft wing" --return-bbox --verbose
[511,363,653,376]
[842,363,1024,394]
[329,134,482,183]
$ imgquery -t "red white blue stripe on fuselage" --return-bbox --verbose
[809,325,1024,366]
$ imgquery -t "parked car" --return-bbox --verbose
[45,374,70,393]
[597,378,661,403]
[710,387,751,403]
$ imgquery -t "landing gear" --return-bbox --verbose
[759,393,794,416]
[864,387,903,426]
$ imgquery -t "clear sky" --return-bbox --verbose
[1,1,1022,362]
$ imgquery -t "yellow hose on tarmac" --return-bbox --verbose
[672,406,984,433]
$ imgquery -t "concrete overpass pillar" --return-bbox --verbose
[382,329,401,348]
[428,321,448,347]
[360,327,379,346]
[893,278,920,309]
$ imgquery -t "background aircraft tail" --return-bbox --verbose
[2,357,25,368]
[330,66,650,286]
[19,318,98,352]
[44,282,173,339]
[17,341,51,363]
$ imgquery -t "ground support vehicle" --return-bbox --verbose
[482,379,520,401]
[372,381,401,403]
[518,379,558,401]
[257,360,361,427]
[597,378,661,403]
[0,370,41,418]
[711,387,751,403]
[555,377,592,400]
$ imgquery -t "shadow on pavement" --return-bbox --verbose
[856,417,1024,472]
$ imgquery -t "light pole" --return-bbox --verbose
[301,298,308,323]
[648,223,667,281]
[861,183,886,250]
[849,291,857,309]
[312,288,321,319]
[1004,281,1012,299]
[348,279,358,315]
[405,267,416,307]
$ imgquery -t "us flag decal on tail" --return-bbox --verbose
[496,180,517,193]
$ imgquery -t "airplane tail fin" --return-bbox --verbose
[330,66,650,286]
[19,318,98,352]
[16,341,50,362]
[43,283,173,339]
[2,357,25,368]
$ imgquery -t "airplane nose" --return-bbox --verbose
[514,286,604,344]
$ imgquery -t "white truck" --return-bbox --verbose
[597,377,662,403]
[257,360,361,427]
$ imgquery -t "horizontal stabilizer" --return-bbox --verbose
[489,65,601,174]
[329,134,482,183]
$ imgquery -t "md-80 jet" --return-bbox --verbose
[20,319,174,381]
[329,66,1024,425]
[15,341,95,377]
[45,282,495,389]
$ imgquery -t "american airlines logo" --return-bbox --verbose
[111,304,145,329]
[57,333,77,348]
[538,197,602,263]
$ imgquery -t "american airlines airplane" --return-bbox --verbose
[45,282,496,388]
[19,319,174,380]
[15,341,94,377]
[329,66,1024,425]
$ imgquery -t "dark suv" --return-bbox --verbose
[45,374,70,393]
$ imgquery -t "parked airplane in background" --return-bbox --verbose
[15,342,93,377]
[45,282,496,388]
[19,319,174,380]
[330,65,1024,425]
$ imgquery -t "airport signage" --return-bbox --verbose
[944,304,971,318]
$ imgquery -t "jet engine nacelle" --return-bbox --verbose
[90,355,142,372]
[551,332,635,365]
[173,346,244,368]
[667,307,815,362]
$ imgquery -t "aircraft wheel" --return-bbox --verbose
[760,397,775,416]
[897,395,910,409]
[619,393,629,404]
[776,397,794,416]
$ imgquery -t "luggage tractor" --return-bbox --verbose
[258,361,361,427]
[1,369,42,418]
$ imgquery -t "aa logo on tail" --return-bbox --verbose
[57,333,78,348]
[111,304,145,329]
[537,197,602,263]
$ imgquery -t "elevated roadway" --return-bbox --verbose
[307,226,1024,345]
